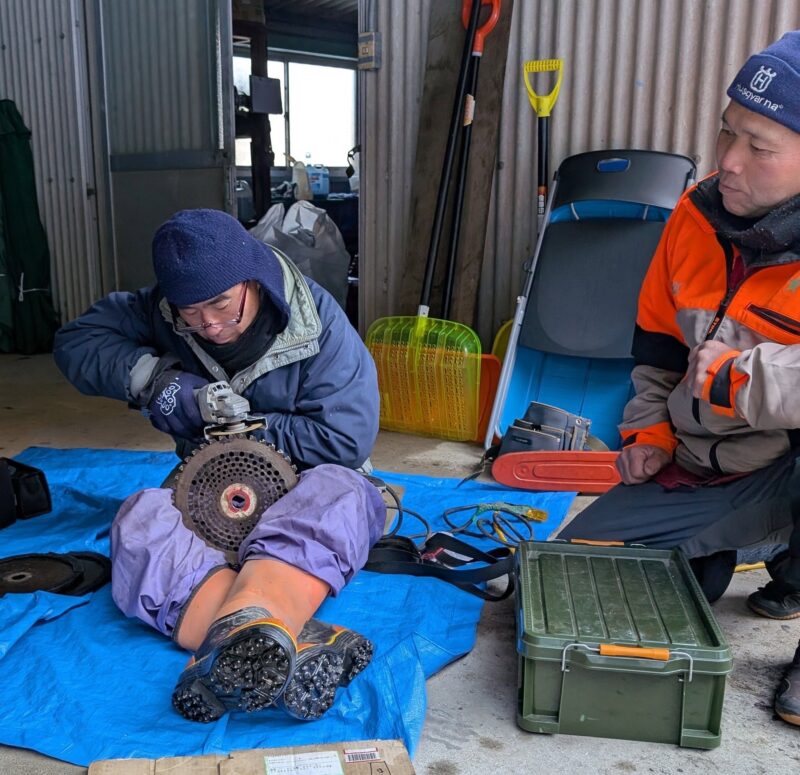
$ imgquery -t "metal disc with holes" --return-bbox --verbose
[0,553,83,595]
[173,436,298,562]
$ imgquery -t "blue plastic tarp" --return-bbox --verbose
[0,448,575,766]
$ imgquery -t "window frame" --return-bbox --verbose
[233,47,357,173]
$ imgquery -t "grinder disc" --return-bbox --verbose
[0,553,82,595]
[173,436,298,561]
[64,552,112,595]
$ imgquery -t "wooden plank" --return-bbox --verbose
[400,0,514,331]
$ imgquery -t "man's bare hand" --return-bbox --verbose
[686,340,736,399]
[616,444,671,485]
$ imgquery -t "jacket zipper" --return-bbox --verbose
[746,304,800,336]
[692,237,737,424]
[702,238,738,341]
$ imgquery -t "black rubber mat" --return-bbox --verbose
[0,551,111,596]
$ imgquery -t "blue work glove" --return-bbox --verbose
[147,370,208,440]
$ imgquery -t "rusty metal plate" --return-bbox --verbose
[173,436,298,562]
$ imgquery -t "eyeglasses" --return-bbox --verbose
[174,283,248,334]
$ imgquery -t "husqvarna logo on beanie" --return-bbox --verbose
[726,30,800,135]
[750,66,777,93]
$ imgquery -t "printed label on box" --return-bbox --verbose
[343,747,381,763]
[264,750,344,775]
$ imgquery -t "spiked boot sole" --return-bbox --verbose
[172,621,296,723]
[281,629,374,720]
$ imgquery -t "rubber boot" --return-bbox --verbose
[748,550,800,619]
[278,619,373,721]
[747,579,800,619]
[775,640,800,726]
[172,606,296,722]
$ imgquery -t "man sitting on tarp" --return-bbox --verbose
[557,31,800,728]
[53,209,385,723]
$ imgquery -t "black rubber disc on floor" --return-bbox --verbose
[0,553,83,595]
[63,552,111,595]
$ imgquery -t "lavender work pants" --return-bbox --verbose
[110,463,386,638]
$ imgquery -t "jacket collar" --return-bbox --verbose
[689,175,800,268]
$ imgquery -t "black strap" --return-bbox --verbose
[365,532,514,601]
[457,446,499,488]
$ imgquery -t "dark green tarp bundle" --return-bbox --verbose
[0,99,59,354]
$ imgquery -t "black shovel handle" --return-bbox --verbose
[441,0,502,318]
[419,0,483,311]
[442,54,481,319]
[538,117,549,216]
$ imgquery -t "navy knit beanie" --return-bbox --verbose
[152,209,289,329]
[727,30,800,134]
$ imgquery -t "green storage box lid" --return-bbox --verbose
[516,541,732,675]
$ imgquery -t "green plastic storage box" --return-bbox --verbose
[516,541,732,749]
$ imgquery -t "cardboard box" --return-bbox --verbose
[88,739,415,775]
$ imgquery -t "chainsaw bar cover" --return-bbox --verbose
[492,451,621,494]
[173,436,298,561]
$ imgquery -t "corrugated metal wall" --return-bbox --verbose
[357,0,432,334]
[0,0,101,323]
[102,0,218,155]
[100,0,234,293]
[360,0,800,345]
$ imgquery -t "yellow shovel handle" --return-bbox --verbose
[523,59,564,117]
[599,644,670,661]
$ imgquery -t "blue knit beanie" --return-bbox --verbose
[152,209,289,329]
[727,30,800,134]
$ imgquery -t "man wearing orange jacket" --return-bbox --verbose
[558,30,800,727]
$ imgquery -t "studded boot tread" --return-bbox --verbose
[279,618,373,721]
[172,606,297,723]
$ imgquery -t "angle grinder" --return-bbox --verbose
[197,381,267,438]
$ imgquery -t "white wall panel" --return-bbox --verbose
[360,0,800,344]
[0,0,100,322]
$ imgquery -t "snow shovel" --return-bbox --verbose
[483,58,563,450]
[366,0,500,442]
[440,0,502,440]
[523,59,563,232]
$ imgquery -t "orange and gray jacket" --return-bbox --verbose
[622,175,800,476]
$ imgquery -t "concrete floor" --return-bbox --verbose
[1,352,799,774]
